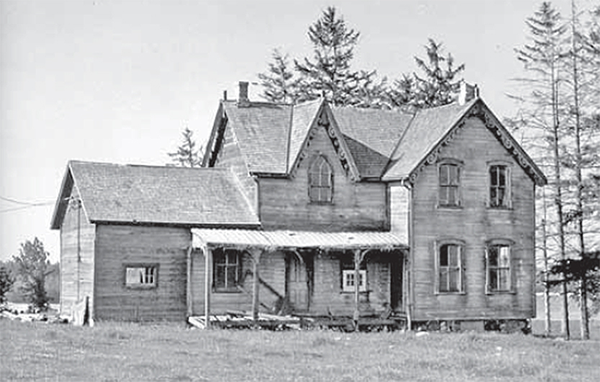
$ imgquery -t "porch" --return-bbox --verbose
[188,229,409,330]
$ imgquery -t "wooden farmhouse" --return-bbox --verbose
[51,82,546,330]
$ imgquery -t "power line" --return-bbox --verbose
[0,195,53,206]
[0,202,54,213]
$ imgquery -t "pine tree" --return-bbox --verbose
[412,39,465,108]
[514,1,570,338]
[388,39,465,110]
[168,127,203,168]
[294,6,377,106]
[258,49,300,104]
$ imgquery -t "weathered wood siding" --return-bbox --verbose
[212,120,257,212]
[389,183,410,243]
[410,117,536,321]
[190,250,286,315]
[93,225,190,322]
[259,123,387,231]
[59,188,95,319]
[309,251,397,316]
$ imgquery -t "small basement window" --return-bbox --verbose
[125,265,158,288]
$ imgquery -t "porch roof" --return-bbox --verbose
[192,228,408,251]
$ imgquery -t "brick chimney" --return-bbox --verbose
[238,81,250,107]
[458,80,479,105]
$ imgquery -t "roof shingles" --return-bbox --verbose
[63,161,259,227]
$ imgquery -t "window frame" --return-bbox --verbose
[486,240,514,294]
[342,269,367,293]
[124,264,159,289]
[213,248,243,293]
[488,162,512,209]
[434,240,466,294]
[339,252,368,293]
[437,159,463,208]
[308,155,334,204]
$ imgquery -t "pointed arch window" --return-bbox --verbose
[309,155,333,203]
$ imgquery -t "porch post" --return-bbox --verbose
[353,249,365,331]
[204,245,212,329]
[249,248,263,321]
[186,246,193,317]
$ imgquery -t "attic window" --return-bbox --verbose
[308,155,333,203]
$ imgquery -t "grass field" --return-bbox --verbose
[1,319,599,382]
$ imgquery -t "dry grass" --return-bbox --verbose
[1,319,599,382]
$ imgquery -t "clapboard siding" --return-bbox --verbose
[259,122,387,231]
[309,251,397,316]
[190,250,286,315]
[59,188,95,318]
[93,225,190,322]
[410,116,536,321]
[212,119,257,211]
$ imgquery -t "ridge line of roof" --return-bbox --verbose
[68,159,231,172]
[382,109,419,178]
[285,102,294,172]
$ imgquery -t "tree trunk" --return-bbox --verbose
[570,0,590,340]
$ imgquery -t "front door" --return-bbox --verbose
[286,253,308,312]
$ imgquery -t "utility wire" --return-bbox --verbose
[0,195,53,206]
[0,201,54,213]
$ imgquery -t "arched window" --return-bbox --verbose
[308,156,333,203]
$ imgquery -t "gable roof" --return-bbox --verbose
[50,161,260,230]
[383,99,547,186]
[205,96,546,186]
[382,99,477,181]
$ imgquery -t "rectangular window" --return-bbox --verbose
[342,270,367,293]
[214,249,242,292]
[438,244,463,293]
[439,163,460,207]
[487,244,511,292]
[490,165,510,208]
[125,265,157,288]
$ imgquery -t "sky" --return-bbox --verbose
[0,0,591,262]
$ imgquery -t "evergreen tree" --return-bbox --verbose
[13,238,49,310]
[388,39,465,110]
[514,1,570,339]
[294,6,378,106]
[258,49,300,104]
[412,39,465,108]
[168,127,203,168]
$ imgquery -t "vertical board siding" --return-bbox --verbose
[94,225,190,322]
[411,117,536,321]
[60,188,95,319]
[389,184,409,243]
[259,123,387,231]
